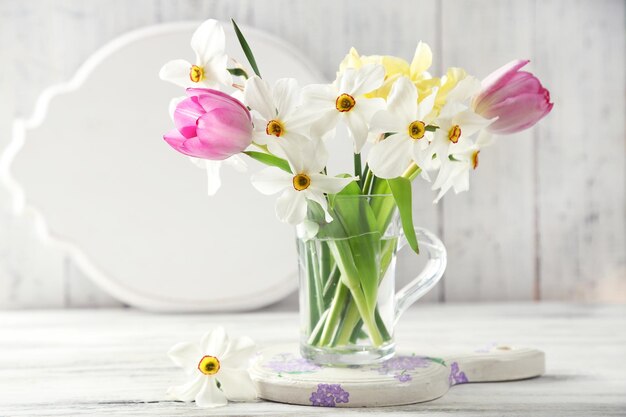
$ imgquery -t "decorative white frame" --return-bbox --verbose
[0,22,326,312]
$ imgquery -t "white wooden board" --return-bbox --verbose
[0,22,325,312]
[1,304,624,415]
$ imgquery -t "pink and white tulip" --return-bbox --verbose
[472,59,553,134]
[164,88,253,160]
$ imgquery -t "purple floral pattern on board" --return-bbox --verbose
[309,384,350,407]
[372,355,431,382]
[266,353,321,374]
[449,361,469,385]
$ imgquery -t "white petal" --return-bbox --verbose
[222,336,256,369]
[338,67,357,94]
[204,160,223,196]
[201,54,232,87]
[273,78,299,118]
[370,110,405,134]
[452,169,470,194]
[367,133,413,179]
[311,110,340,139]
[417,88,439,122]
[159,59,193,88]
[251,167,291,195]
[432,159,466,192]
[296,220,320,240]
[244,76,276,120]
[167,374,204,402]
[306,139,330,174]
[410,41,433,76]
[387,77,418,123]
[305,191,333,222]
[344,110,369,153]
[301,84,337,113]
[476,129,495,147]
[276,188,308,225]
[455,110,492,137]
[191,19,226,65]
[356,97,386,122]
[168,342,202,375]
[195,377,228,408]
[201,327,229,357]
[279,135,327,174]
[283,109,316,135]
[309,173,356,195]
[447,75,482,103]
[217,369,258,401]
[350,64,385,96]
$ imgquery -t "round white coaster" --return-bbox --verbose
[250,344,544,408]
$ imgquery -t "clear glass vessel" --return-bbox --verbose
[297,194,446,366]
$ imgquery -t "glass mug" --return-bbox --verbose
[296,194,446,366]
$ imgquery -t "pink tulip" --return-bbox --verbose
[164,88,253,160]
[473,59,553,134]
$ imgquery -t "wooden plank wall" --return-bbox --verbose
[0,0,623,308]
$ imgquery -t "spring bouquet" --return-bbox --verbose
[160,19,552,365]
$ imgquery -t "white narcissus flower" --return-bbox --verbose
[243,76,310,156]
[251,138,356,225]
[167,327,257,408]
[427,76,494,168]
[432,130,494,203]
[301,64,386,153]
[367,77,438,179]
[160,19,232,89]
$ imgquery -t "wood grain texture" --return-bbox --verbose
[0,304,624,415]
[440,0,536,301]
[0,0,624,307]
[533,0,626,301]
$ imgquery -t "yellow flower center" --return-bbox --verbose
[292,173,311,191]
[198,355,220,375]
[335,93,356,112]
[266,119,285,137]
[189,65,204,83]
[408,121,426,140]
[448,125,461,143]
[472,150,480,170]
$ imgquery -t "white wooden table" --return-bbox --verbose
[1,303,624,416]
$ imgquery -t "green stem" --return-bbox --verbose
[322,266,340,305]
[351,291,383,346]
[354,153,362,182]
[360,163,370,191]
[363,168,373,194]
[307,308,330,345]
[318,283,349,346]
[334,299,362,346]
[402,162,421,180]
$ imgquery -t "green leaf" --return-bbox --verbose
[243,151,291,173]
[425,125,439,132]
[227,67,249,79]
[387,177,419,254]
[231,19,261,78]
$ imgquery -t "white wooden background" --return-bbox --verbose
[0,0,623,308]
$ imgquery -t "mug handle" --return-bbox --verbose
[394,227,447,325]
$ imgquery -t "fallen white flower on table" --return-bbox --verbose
[167,327,257,408]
